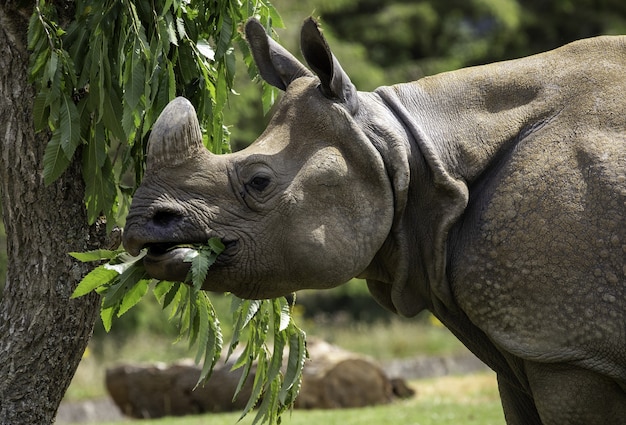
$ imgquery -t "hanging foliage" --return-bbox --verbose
[27,0,282,228]
[70,242,307,425]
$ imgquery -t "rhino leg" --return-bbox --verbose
[497,375,542,425]
[525,362,626,425]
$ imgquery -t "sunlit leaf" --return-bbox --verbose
[197,38,215,61]
[153,280,175,304]
[69,249,121,262]
[101,261,149,309]
[100,304,116,332]
[117,278,150,316]
[70,265,118,298]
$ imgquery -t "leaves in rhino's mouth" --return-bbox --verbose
[142,242,200,257]
[69,238,307,425]
[145,239,237,259]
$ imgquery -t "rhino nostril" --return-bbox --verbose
[152,210,182,227]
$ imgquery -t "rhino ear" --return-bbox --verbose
[300,17,358,114]
[245,18,312,91]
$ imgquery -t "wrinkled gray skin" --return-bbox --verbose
[123,18,626,424]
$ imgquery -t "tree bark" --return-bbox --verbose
[0,3,100,424]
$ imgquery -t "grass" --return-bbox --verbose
[303,316,467,359]
[96,373,504,425]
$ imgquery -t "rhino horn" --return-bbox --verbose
[147,97,205,170]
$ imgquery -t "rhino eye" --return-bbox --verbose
[247,175,271,192]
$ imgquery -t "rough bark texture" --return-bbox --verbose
[0,3,100,424]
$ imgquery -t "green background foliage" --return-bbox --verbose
[223,0,626,150]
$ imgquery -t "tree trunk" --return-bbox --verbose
[0,3,100,424]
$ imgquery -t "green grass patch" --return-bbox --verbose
[96,373,504,425]
[302,315,467,359]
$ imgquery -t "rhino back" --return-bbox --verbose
[433,36,626,379]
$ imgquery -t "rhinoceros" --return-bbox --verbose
[123,17,626,425]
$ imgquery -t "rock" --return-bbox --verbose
[294,338,394,409]
[105,358,254,418]
[55,398,124,424]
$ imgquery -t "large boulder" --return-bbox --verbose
[105,357,254,418]
[294,338,394,409]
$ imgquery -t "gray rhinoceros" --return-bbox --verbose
[123,18,626,425]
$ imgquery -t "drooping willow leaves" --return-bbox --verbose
[70,240,307,425]
[28,0,282,229]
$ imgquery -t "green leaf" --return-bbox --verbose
[164,12,178,46]
[216,14,233,60]
[161,281,181,311]
[279,327,307,405]
[153,280,175,303]
[197,38,215,61]
[44,50,59,85]
[176,16,186,39]
[124,37,146,111]
[240,349,267,420]
[266,2,285,28]
[43,130,71,185]
[100,304,116,332]
[101,86,126,142]
[82,130,117,225]
[242,299,262,329]
[71,265,119,298]
[101,261,149,310]
[184,241,222,289]
[69,249,121,262]
[32,92,50,132]
[278,299,290,332]
[117,278,150,317]
[59,93,81,159]
[195,292,223,386]
[160,0,174,17]
[27,11,43,51]
[29,50,50,83]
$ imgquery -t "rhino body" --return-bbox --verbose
[123,18,626,424]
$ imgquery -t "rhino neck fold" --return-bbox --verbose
[372,86,469,317]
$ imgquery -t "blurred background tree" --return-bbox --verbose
[223,0,626,149]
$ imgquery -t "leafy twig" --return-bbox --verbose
[70,238,307,424]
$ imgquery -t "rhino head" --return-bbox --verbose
[123,18,408,299]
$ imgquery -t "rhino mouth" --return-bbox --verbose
[145,242,196,257]
[142,240,237,282]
